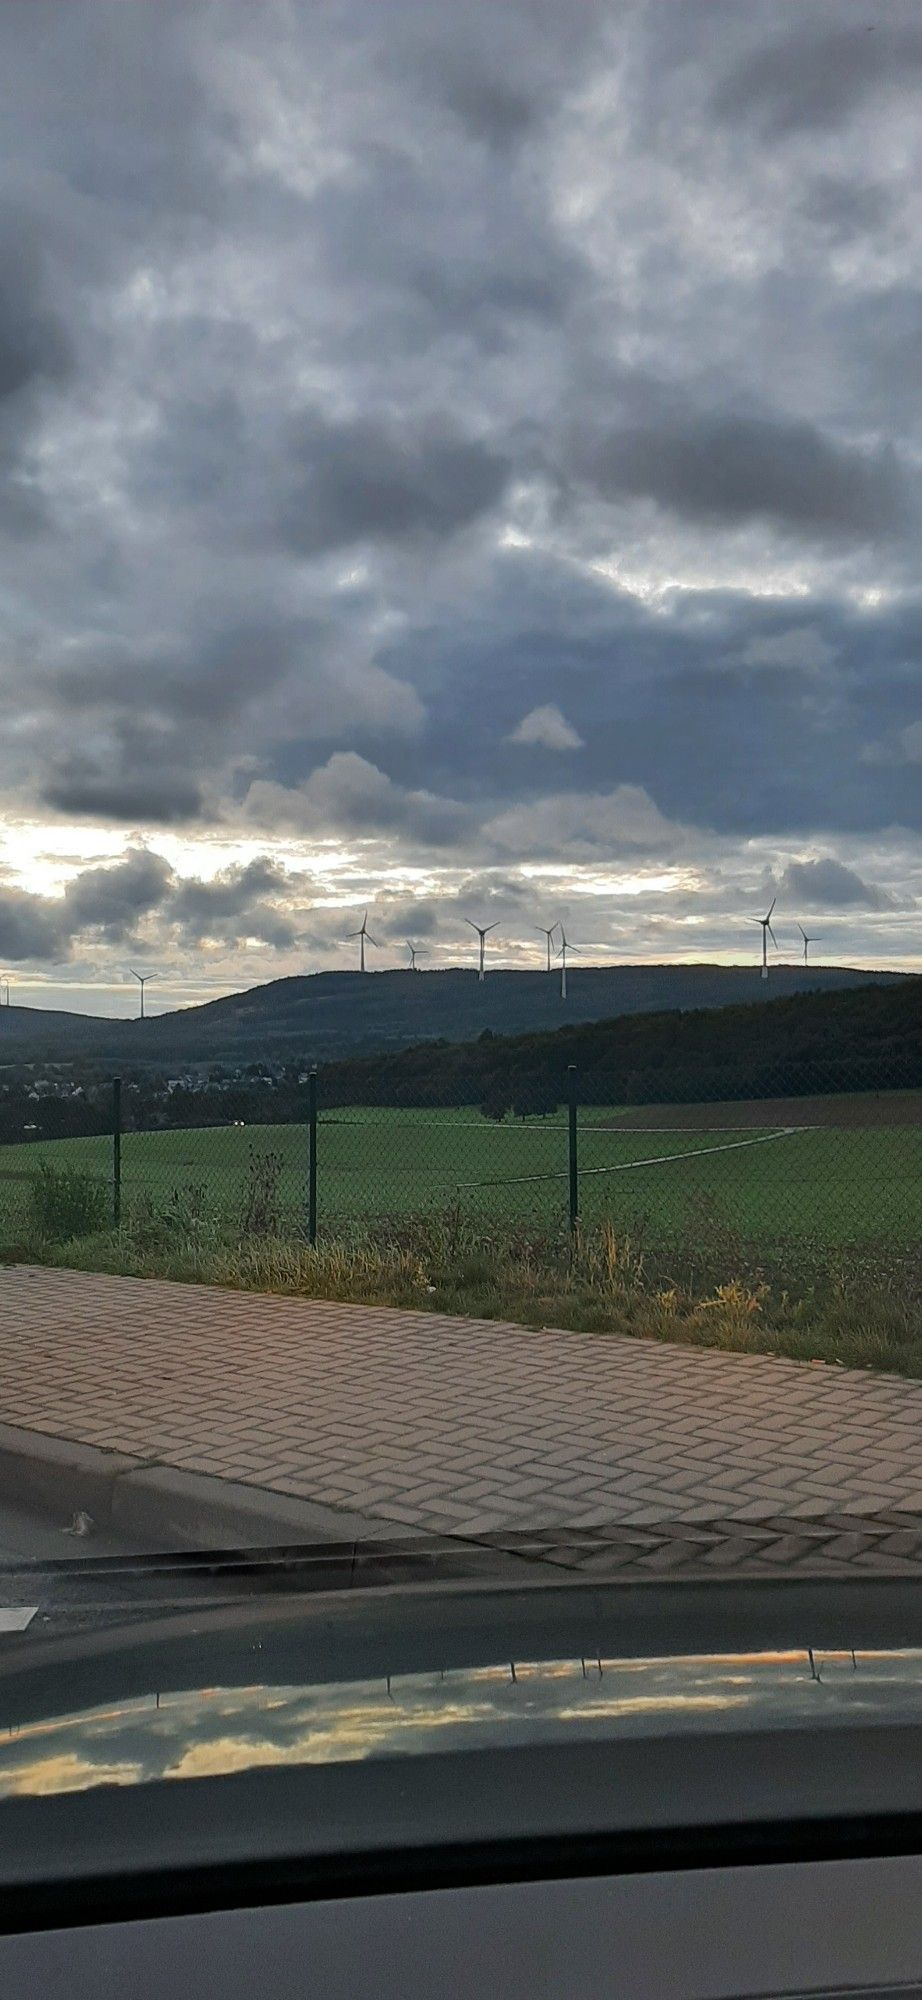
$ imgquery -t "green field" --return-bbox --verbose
[1,1100,920,1248]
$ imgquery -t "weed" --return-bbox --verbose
[239,1149,283,1236]
[29,1166,108,1242]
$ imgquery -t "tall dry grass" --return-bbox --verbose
[7,1169,921,1378]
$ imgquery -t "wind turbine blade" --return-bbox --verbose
[484,922,499,934]
[766,897,776,920]
[767,924,778,948]
[365,932,380,948]
[463,918,479,933]
[798,924,807,941]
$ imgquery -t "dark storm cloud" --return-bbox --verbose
[781,858,898,912]
[575,412,908,543]
[0,0,918,987]
[277,412,511,556]
[713,17,922,136]
[43,753,204,826]
[375,550,922,842]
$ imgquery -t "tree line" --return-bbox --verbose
[0,978,916,1143]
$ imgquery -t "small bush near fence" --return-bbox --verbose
[29,1166,109,1242]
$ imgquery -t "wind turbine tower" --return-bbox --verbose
[465,918,497,984]
[798,923,821,966]
[347,911,379,973]
[749,899,778,981]
[536,923,558,972]
[557,925,580,1000]
[130,969,152,1019]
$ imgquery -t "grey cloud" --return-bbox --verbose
[277,412,511,556]
[436,65,538,150]
[383,549,922,842]
[712,18,922,135]
[42,752,204,826]
[247,753,470,849]
[0,0,921,989]
[0,212,73,539]
[62,848,174,940]
[797,175,893,242]
[0,219,71,405]
[737,627,836,673]
[168,858,300,948]
[311,136,579,360]
[510,704,584,750]
[576,412,908,542]
[484,785,682,863]
[781,858,897,911]
[26,605,424,833]
[0,886,66,962]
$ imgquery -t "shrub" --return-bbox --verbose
[29,1165,109,1241]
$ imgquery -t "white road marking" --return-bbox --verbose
[0,1608,37,1633]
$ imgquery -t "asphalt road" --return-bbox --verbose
[0,1496,139,1563]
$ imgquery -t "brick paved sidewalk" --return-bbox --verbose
[2,1265,922,1540]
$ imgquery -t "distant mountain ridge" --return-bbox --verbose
[0,962,911,1066]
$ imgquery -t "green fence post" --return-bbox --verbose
[112,1076,122,1228]
[308,1066,318,1245]
[567,1064,579,1235]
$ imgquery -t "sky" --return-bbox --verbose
[0,0,919,1016]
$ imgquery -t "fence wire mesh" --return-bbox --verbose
[0,1062,919,1311]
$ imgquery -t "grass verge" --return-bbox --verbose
[4,1176,921,1380]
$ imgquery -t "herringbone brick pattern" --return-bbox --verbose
[2,1265,922,1539]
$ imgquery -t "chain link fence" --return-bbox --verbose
[0,1063,919,1303]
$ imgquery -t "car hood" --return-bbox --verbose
[6,1632,922,1801]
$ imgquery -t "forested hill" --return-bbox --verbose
[316,975,922,1108]
[0,961,909,1064]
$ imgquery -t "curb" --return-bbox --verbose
[0,1420,401,1551]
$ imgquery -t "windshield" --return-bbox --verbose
[0,0,919,1831]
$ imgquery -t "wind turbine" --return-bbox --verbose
[798,923,821,966]
[748,898,778,981]
[557,925,580,1000]
[406,941,428,970]
[129,969,153,1019]
[0,977,9,1008]
[465,918,498,983]
[347,910,379,973]
[536,923,558,972]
